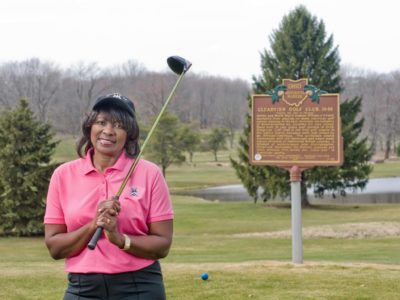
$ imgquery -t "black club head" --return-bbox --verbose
[167,56,192,75]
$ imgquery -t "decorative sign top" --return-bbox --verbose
[282,78,309,106]
[266,79,329,107]
[250,78,343,168]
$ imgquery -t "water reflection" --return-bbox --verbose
[186,177,400,204]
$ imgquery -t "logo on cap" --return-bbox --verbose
[111,93,123,100]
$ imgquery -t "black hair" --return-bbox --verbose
[76,106,140,158]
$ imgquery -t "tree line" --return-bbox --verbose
[0,58,250,137]
[341,66,400,159]
[144,112,230,177]
[0,57,398,158]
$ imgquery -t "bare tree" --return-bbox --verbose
[382,73,400,158]
[190,75,220,128]
[105,60,147,96]
[216,78,250,147]
[0,62,21,109]
[0,58,61,122]
[62,62,111,134]
[68,62,108,114]
[341,66,400,158]
[134,72,175,122]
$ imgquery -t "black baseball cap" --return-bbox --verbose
[93,93,135,117]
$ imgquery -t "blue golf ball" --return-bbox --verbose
[201,272,209,280]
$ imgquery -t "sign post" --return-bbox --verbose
[289,166,302,264]
[249,79,343,264]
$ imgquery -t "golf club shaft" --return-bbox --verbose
[116,71,185,196]
[88,71,186,250]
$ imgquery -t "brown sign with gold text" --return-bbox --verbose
[250,79,343,167]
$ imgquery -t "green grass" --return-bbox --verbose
[2,200,400,299]
[53,135,78,162]
[163,262,400,300]
[370,160,400,178]
[24,135,400,298]
[170,197,400,264]
[166,163,240,192]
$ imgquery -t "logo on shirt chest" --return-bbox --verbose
[130,186,139,197]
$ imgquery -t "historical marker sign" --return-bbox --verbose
[250,79,343,167]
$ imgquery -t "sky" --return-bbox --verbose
[0,0,399,82]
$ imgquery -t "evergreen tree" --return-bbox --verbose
[306,96,373,198]
[231,6,372,206]
[146,112,186,177]
[254,5,341,92]
[0,99,59,236]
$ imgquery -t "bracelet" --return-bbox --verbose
[122,234,131,251]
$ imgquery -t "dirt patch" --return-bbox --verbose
[234,222,400,239]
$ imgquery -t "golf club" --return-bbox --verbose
[88,56,192,250]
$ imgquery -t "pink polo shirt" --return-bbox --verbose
[44,149,173,274]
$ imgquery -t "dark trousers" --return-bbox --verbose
[64,261,166,300]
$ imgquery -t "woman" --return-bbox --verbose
[44,93,173,300]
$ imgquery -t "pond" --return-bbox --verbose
[185,177,400,204]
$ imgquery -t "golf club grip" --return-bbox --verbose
[88,227,103,250]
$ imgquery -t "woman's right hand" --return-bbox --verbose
[95,196,124,248]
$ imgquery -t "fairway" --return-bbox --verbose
[163,261,400,300]
[1,197,400,299]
